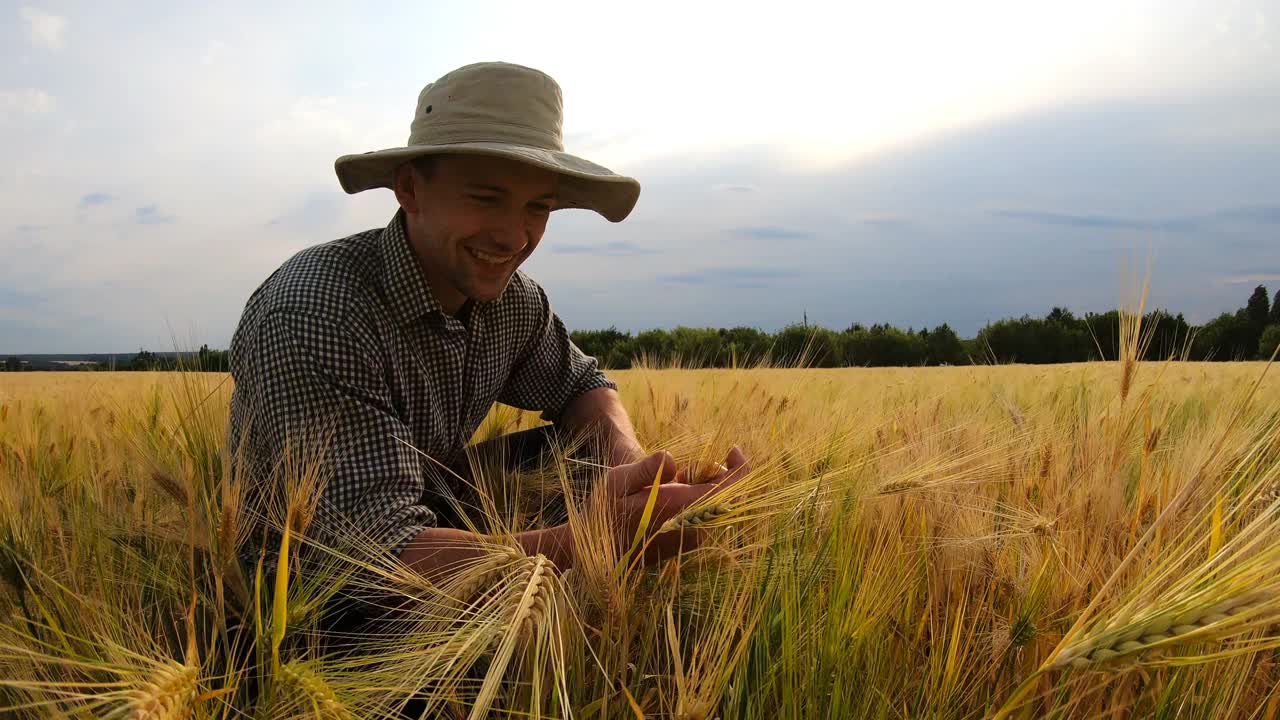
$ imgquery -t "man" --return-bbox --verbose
[227,62,750,624]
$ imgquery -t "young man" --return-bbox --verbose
[227,62,750,610]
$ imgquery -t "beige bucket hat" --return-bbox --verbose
[335,62,641,223]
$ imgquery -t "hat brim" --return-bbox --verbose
[334,143,640,223]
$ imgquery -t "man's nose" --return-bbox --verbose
[490,215,530,252]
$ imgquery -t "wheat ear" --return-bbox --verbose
[1052,592,1267,669]
[508,553,554,635]
[470,554,555,720]
[447,545,526,606]
[279,660,353,720]
[106,658,198,720]
[876,478,925,495]
[657,503,735,535]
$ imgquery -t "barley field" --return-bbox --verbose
[2,352,1280,718]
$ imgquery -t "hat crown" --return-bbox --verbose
[408,62,565,152]
[334,61,641,222]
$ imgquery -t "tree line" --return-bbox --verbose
[570,285,1280,369]
[118,345,231,372]
[5,287,1280,372]
[1,345,230,373]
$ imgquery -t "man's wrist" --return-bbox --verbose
[608,435,647,467]
[516,523,575,569]
[560,386,643,467]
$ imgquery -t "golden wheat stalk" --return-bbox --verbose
[1016,424,1280,687]
[110,658,199,720]
[1051,591,1270,669]
[657,503,736,535]
[0,642,201,720]
[469,553,555,720]
[444,545,528,607]
[340,549,570,719]
[277,660,354,720]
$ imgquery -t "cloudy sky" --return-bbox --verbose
[2,1,1278,353]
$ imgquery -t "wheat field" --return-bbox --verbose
[2,354,1280,718]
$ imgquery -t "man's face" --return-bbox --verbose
[395,154,559,314]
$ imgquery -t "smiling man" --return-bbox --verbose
[227,62,750,635]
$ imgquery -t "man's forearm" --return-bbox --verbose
[401,524,574,583]
[559,386,645,466]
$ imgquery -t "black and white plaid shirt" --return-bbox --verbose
[228,209,615,566]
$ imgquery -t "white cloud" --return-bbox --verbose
[20,7,66,50]
[256,97,354,148]
[0,89,55,120]
[199,40,228,67]
[2,2,1279,352]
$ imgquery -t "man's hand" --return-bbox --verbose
[403,447,752,584]
[591,447,752,564]
[673,448,751,485]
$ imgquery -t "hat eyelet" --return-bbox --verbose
[424,105,432,114]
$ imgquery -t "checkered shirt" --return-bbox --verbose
[227,209,616,571]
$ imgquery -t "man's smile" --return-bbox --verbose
[466,246,519,266]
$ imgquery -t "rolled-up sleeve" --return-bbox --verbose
[234,308,435,560]
[498,281,617,424]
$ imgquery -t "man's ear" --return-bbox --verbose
[392,163,418,215]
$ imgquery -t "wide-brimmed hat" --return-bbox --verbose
[334,62,640,223]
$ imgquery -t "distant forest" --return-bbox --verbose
[575,284,1280,369]
[5,285,1280,372]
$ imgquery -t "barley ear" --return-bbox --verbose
[1051,592,1267,670]
[469,554,554,720]
[112,659,199,720]
[279,660,353,720]
[657,503,734,535]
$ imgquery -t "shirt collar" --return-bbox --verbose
[380,209,449,329]
[379,209,495,333]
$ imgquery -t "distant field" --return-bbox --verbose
[3,361,1280,718]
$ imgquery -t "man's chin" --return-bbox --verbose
[467,278,512,303]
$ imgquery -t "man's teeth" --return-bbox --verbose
[467,247,514,265]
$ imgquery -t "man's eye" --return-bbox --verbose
[530,203,552,215]
[470,194,498,204]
